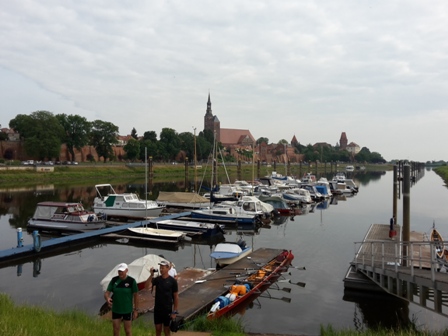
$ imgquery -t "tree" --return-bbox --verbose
[9,111,64,160]
[256,137,269,145]
[159,128,180,161]
[90,120,119,162]
[56,114,91,161]
[278,139,288,144]
[131,128,138,140]
[143,131,157,142]
[123,138,140,161]
[178,132,195,160]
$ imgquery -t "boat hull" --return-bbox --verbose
[93,205,164,219]
[207,250,293,319]
[127,227,186,241]
[210,247,252,266]
[27,219,105,231]
[190,210,255,225]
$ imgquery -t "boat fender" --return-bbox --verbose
[32,230,41,253]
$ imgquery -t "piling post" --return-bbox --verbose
[148,156,153,179]
[402,164,411,266]
[273,160,276,171]
[17,227,23,248]
[184,157,189,192]
[393,165,398,221]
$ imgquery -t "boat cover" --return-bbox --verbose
[157,192,209,203]
[100,254,169,291]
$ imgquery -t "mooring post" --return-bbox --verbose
[148,156,153,179]
[393,165,398,221]
[17,227,23,248]
[184,157,189,192]
[402,164,411,266]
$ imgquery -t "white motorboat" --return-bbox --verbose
[127,227,187,242]
[210,240,252,267]
[346,165,355,172]
[28,201,106,232]
[93,184,164,219]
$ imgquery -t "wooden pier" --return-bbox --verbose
[345,223,448,317]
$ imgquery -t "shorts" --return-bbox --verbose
[154,309,172,326]
[112,312,132,321]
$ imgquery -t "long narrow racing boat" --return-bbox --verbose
[207,250,294,319]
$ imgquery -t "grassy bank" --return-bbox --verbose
[1,293,447,336]
[0,293,244,336]
[0,163,391,187]
[434,166,448,185]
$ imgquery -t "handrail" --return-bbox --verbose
[352,240,443,282]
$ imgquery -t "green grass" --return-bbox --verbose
[0,293,245,336]
[434,166,448,185]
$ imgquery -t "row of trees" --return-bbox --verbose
[6,111,217,162]
[4,110,385,164]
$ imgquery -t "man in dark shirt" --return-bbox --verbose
[145,260,179,336]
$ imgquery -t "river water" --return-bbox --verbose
[0,168,448,335]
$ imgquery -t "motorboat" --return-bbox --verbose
[27,201,106,232]
[207,250,294,319]
[258,195,293,215]
[210,240,253,267]
[190,207,257,225]
[93,184,164,219]
[149,219,225,237]
[346,165,355,172]
[100,254,169,291]
[127,227,187,242]
[220,196,275,218]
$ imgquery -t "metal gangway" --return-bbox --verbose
[350,239,448,317]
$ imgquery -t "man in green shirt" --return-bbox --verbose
[104,263,139,336]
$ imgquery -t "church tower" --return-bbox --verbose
[203,93,220,142]
[340,132,348,150]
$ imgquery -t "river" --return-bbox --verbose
[0,168,447,335]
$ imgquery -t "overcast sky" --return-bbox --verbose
[1,1,447,162]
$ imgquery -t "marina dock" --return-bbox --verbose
[345,223,448,317]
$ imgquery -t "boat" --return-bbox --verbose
[430,223,445,259]
[210,240,253,267]
[93,184,164,219]
[346,165,354,172]
[190,207,257,225]
[207,250,294,319]
[100,254,169,291]
[258,195,293,215]
[156,191,212,209]
[149,218,225,236]
[27,201,106,232]
[127,227,187,242]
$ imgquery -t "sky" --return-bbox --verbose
[1,1,447,163]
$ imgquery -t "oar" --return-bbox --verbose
[290,265,306,270]
[195,274,249,283]
[269,286,292,293]
[259,294,292,303]
[279,279,306,288]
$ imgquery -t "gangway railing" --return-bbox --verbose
[351,240,448,317]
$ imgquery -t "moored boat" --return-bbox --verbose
[210,240,253,267]
[127,227,187,242]
[93,184,164,219]
[27,201,106,232]
[430,223,445,259]
[149,219,225,237]
[207,250,294,319]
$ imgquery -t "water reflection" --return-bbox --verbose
[0,170,445,334]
